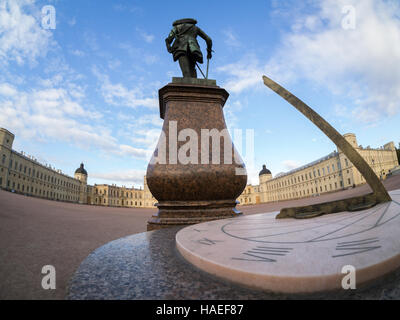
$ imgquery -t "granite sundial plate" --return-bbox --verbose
[176,189,400,293]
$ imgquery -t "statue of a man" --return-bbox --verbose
[165,18,212,78]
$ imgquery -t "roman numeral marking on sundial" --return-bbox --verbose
[196,238,223,246]
[232,246,293,263]
[332,238,381,258]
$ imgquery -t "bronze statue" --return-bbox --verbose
[165,18,212,78]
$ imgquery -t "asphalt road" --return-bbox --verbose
[1,174,399,300]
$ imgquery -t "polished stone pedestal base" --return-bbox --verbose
[147,200,242,231]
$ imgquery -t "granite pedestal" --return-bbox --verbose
[146,79,247,231]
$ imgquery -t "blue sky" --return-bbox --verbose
[1,0,399,187]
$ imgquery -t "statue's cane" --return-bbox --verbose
[206,49,214,79]
[195,62,207,79]
[206,58,209,79]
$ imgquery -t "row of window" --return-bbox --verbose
[6,157,79,190]
[95,188,142,199]
[4,179,78,202]
[7,173,79,195]
[94,197,142,206]
[269,178,353,202]
[266,162,343,191]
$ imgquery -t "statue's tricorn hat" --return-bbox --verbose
[172,18,197,26]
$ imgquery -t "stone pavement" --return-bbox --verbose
[68,225,400,300]
[1,174,400,299]
[0,192,155,299]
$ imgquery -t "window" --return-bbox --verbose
[1,154,5,164]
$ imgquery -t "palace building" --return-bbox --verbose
[1,128,398,208]
[0,128,156,208]
[238,133,399,205]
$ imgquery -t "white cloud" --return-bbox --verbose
[91,169,146,186]
[0,82,150,160]
[217,56,264,94]
[68,17,76,26]
[0,0,53,66]
[269,0,400,123]
[0,83,17,96]
[137,28,155,44]
[222,29,241,48]
[218,0,400,123]
[70,49,85,57]
[108,59,121,70]
[118,144,151,159]
[92,67,158,109]
[283,160,301,171]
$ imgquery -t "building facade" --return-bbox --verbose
[238,133,399,205]
[1,128,398,208]
[0,128,156,208]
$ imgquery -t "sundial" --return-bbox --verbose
[176,189,400,293]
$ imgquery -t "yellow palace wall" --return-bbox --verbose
[238,133,399,205]
[0,128,156,208]
[2,128,397,209]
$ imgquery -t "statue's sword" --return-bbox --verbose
[195,62,206,79]
[206,58,209,79]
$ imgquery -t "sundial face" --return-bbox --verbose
[176,190,400,293]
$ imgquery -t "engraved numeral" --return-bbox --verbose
[332,238,381,258]
[232,246,293,262]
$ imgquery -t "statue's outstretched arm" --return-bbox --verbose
[197,28,212,58]
[165,29,175,53]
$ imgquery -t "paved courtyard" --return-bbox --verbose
[1,174,399,299]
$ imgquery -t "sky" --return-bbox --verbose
[0,0,399,187]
